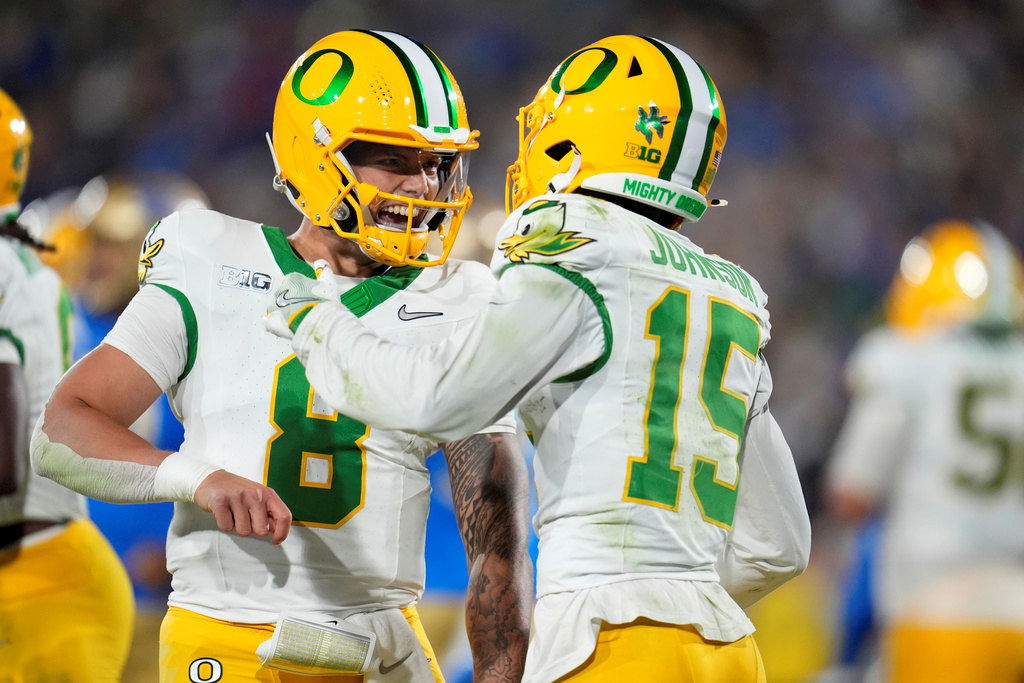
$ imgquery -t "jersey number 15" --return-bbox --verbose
[624,287,761,529]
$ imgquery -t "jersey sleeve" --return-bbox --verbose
[103,285,189,391]
[717,406,810,608]
[826,328,915,505]
[103,212,196,389]
[292,263,603,443]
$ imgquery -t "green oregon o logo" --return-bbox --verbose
[291,48,354,106]
[551,47,618,96]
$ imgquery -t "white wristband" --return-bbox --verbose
[154,451,222,502]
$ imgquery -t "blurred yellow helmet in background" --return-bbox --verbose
[271,30,478,267]
[37,173,208,314]
[506,34,726,222]
[0,88,32,220]
[885,220,1024,333]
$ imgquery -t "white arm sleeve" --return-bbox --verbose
[292,264,605,443]
[30,416,219,503]
[102,284,188,390]
[716,407,811,609]
[30,283,219,503]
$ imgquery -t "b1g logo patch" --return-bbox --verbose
[137,224,164,284]
[624,142,662,164]
[218,265,272,292]
[498,200,593,263]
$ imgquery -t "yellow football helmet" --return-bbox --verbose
[885,220,1024,333]
[506,35,726,223]
[0,88,32,220]
[271,30,478,267]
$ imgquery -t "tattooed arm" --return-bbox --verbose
[443,431,533,683]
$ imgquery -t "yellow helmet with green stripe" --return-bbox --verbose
[271,30,478,267]
[0,88,32,221]
[506,35,726,223]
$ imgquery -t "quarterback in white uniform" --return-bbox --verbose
[0,88,133,680]
[33,32,531,682]
[269,36,810,682]
[828,221,1024,682]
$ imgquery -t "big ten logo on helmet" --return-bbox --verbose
[218,265,272,292]
[624,142,662,164]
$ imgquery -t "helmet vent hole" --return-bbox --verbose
[370,72,394,106]
[628,57,643,77]
[545,140,574,161]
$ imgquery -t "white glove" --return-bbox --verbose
[265,264,341,340]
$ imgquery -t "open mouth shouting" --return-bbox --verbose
[372,200,428,232]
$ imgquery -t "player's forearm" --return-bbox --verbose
[465,552,532,681]
[293,302,531,441]
[37,390,169,467]
[445,433,533,681]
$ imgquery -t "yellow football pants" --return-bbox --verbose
[159,604,444,682]
[0,518,135,682]
[557,618,766,682]
[888,623,1024,682]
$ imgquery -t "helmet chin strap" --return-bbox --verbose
[547,144,582,194]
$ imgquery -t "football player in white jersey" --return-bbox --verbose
[0,88,134,680]
[267,35,811,682]
[32,32,531,682]
[828,220,1024,682]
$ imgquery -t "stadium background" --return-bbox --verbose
[4,0,1024,680]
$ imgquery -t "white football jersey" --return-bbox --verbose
[837,325,1024,623]
[104,208,511,623]
[0,236,86,526]
[490,194,772,597]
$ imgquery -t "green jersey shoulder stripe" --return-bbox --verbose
[0,329,25,364]
[500,262,613,383]
[262,225,316,278]
[151,283,198,382]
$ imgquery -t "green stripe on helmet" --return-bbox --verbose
[356,29,428,128]
[640,36,692,184]
[692,61,722,192]
[408,36,458,128]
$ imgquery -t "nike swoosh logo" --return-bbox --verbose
[397,304,443,321]
[378,651,412,674]
[276,289,319,307]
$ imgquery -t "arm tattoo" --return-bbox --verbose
[444,432,532,682]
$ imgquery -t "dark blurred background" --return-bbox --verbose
[5,0,1024,679]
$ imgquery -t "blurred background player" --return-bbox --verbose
[33,30,530,682]
[827,220,1024,682]
[268,34,811,682]
[0,87,133,680]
